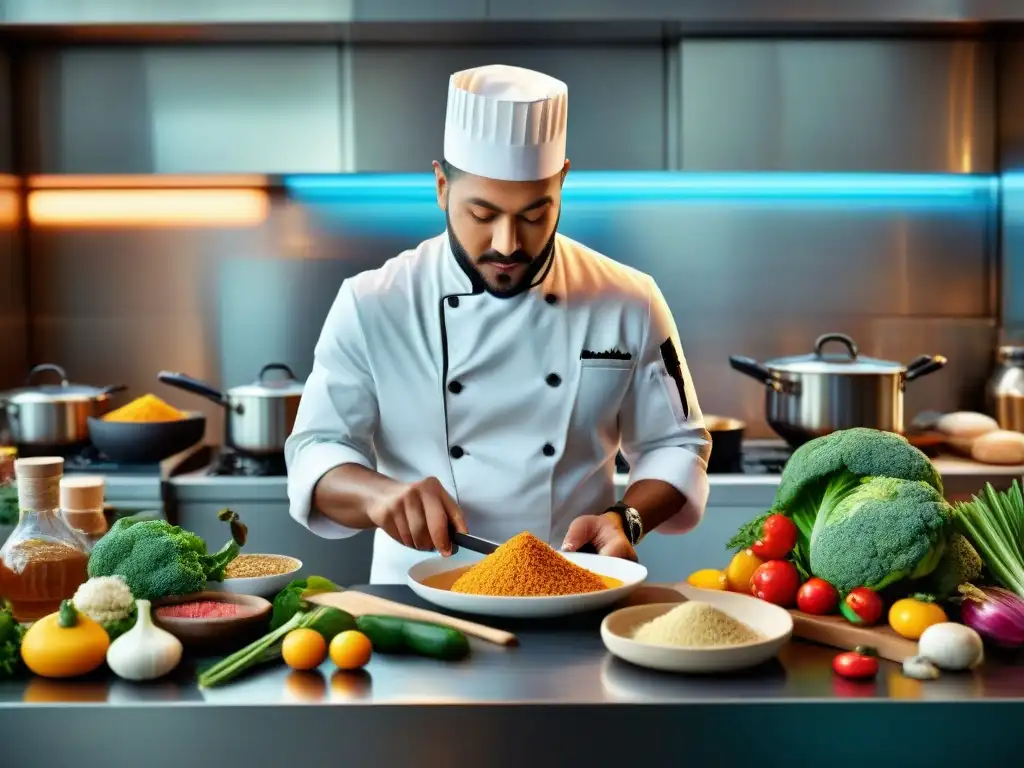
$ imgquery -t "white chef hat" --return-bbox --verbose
[444,64,568,182]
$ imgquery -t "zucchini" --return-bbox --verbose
[356,615,470,660]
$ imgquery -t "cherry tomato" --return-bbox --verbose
[751,514,799,560]
[797,577,840,615]
[840,587,884,626]
[888,595,947,640]
[686,569,729,591]
[725,549,764,593]
[832,646,879,680]
[750,560,801,606]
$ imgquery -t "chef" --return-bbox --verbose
[285,64,711,584]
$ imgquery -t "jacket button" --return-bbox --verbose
[450,446,464,459]
[448,296,460,308]
[542,443,556,457]
[448,380,463,394]
[545,293,557,305]
[545,373,561,387]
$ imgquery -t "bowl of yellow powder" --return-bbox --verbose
[88,395,204,463]
[600,587,793,673]
[408,532,648,619]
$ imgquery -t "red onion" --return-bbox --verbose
[958,585,1024,647]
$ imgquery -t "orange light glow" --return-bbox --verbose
[27,188,270,227]
[28,174,269,189]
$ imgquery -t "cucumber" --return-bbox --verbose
[356,615,470,660]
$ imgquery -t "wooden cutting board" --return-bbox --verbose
[790,610,918,662]
[308,590,518,647]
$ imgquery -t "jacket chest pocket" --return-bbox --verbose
[575,362,633,428]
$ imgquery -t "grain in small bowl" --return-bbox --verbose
[210,553,303,598]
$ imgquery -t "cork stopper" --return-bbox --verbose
[61,475,105,512]
[15,456,64,479]
[15,456,63,511]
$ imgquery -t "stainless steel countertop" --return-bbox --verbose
[2,586,1023,767]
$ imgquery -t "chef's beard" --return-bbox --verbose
[446,211,558,299]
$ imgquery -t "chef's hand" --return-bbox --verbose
[368,476,468,556]
[561,513,637,561]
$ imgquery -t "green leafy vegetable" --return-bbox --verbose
[728,428,953,588]
[198,605,355,688]
[0,602,25,678]
[0,484,17,526]
[808,476,951,592]
[925,532,984,599]
[88,509,247,601]
[953,481,1024,598]
[270,576,341,631]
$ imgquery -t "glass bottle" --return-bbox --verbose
[60,475,108,550]
[0,457,90,621]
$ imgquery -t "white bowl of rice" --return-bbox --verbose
[601,585,793,674]
[208,554,303,598]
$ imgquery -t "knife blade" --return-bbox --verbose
[448,527,596,555]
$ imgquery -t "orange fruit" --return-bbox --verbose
[330,630,373,671]
[282,628,327,671]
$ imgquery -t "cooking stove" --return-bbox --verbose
[17,443,162,476]
[615,443,793,476]
[207,447,287,477]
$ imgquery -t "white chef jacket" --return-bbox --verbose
[285,232,711,584]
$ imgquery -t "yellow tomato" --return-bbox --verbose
[686,569,729,591]
[888,597,948,640]
[330,630,373,671]
[725,549,765,593]
[282,628,328,671]
[20,601,109,679]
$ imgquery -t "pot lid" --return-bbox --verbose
[5,364,124,403]
[766,334,905,374]
[228,363,305,398]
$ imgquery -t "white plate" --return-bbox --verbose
[207,555,303,598]
[600,585,793,674]
[407,550,648,619]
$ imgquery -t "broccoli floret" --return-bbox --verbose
[88,510,246,601]
[924,532,983,599]
[809,476,952,592]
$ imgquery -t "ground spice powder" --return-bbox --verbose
[632,601,762,648]
[103,394,185,423]
[450,531,608,597]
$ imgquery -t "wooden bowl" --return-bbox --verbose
[152,591,271,650]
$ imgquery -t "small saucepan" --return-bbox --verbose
[705,415,746,474]
[158,363,304,456]
[1,364,127,450]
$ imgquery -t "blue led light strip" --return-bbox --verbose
[285,171,997,202]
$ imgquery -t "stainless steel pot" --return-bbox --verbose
[158,363,303,455]
[2,364,127,448]
[729,333,947,446]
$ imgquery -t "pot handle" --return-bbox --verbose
[905,354,948,382]
[25,363,69,386]
[157,371,227,407]
[258,363,297,383]
[100,384,128,396]
[813,333,858,359]
[729,355,775,384]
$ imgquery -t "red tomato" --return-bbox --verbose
[832,647,879,680]
[840,587,884,626]
[751,514,799,560]
[796,577,839,615]
[750,560,800,606]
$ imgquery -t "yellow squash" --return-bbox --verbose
[21,600,110,678]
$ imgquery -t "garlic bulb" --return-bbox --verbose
[106,599,183,681]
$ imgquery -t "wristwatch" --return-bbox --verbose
[605,502,643,546]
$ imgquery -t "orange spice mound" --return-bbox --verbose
[450,531,608,597]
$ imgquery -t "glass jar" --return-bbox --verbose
[60,475,107,549]
[988,345,1024,431]
[0,457,90,622]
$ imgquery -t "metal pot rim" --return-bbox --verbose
[226,362,304,399]
[6,389,115,404]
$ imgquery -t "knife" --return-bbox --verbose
[448,527,597,556]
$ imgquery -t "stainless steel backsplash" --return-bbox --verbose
[4,38,1011,438]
